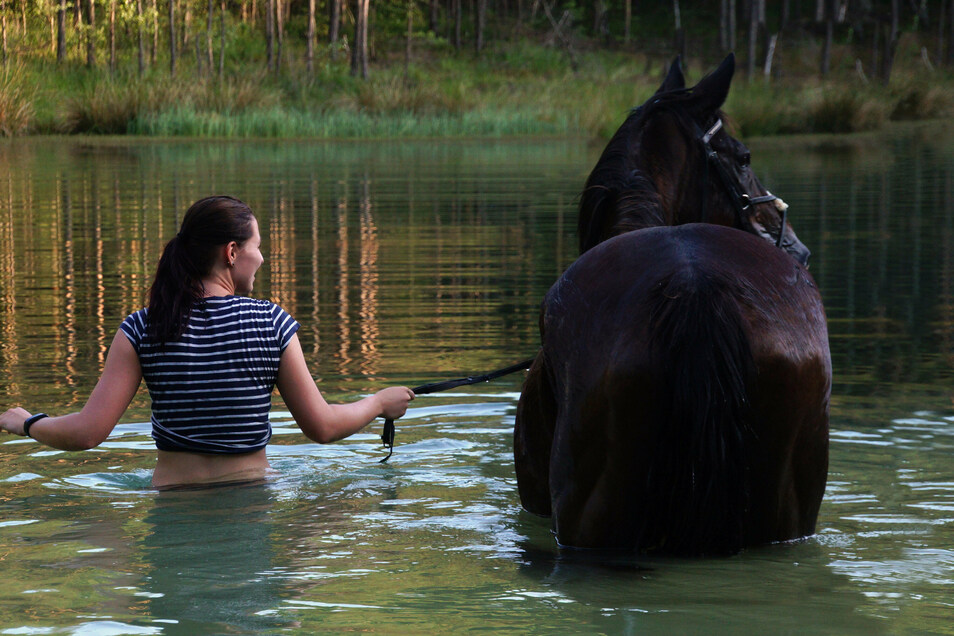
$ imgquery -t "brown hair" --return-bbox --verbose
[147,196,255,344]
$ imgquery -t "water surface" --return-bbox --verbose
[0,126,953,633]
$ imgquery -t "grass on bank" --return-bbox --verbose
[3,37,954,140]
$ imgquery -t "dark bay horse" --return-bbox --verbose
[514,55,831,555]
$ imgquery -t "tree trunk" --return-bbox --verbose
[265,0,273,69]
[947,0,954,66]
[673,0,685,60]
[719,0,729,51]
[207,0,214,73]
[820,0,832,75]
[746,0,760,76]
[136,0,144,74]
[453,0,461,49]
[86,0,95,67]
[882,0,900,83]
[405,0,412,76]
[328,0,340,59]
[624,0,631,45]
[109,0,116,71]
[476,0,485,52]
[151,0,157,65]
[729,0,736,52]
[306,0,315,72]
[351,0,369,78]
[429,0,439,34]
[1,2,6,66]
[219,0,225,77]
[592,0,604,37]
[169,0,176,74]
[276,0,284,72]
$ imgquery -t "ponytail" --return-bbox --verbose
[147,196,255,344]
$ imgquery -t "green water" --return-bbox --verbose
[0,127,952,634]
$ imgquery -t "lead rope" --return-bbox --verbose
[379,357,537,463]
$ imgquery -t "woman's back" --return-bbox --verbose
[122,295,299,454]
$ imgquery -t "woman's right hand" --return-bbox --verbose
[0,407,30,436]
[376,387,415,420]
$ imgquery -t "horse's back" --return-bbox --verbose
[532,224,830,553]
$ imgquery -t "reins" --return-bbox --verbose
[379,356,537,462]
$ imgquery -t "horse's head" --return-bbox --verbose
[578,54,811,266]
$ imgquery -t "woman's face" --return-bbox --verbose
[232,217,264,295]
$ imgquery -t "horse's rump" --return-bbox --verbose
[538,225,828,553]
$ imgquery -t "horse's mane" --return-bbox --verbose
[577,88,712,254]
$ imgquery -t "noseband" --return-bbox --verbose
[697,118,787,248]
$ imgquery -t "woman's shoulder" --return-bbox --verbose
[207,296,294,321]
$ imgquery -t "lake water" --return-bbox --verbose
[0,124,952,634]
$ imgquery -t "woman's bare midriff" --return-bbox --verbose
[153,448,271,489]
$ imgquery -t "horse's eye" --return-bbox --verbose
[740,152,751,167]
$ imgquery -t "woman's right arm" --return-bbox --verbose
[0,330,143,450]
[276,334,414,444]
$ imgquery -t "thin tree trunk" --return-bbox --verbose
[136,0,144,74]
[820,0,832,75]
[764,32,777,79]
[86,0,95,67]
[328,0,339,59]
[1,2,6,66]
[947,0,954,66]
[109,0,116,71]
[429,0,438,34]
[719,0,728,50]
[169,0,176,74]
[673,0,685,60]
[624,0,631,44]
[453,0,461,49]
[351,0,369,78]
[729,0,736,51]
[476,0,485,52]
[747,0,758,76]
[219,0,225,77]
[882,0,900,83]
[275,0,283,72]
[151,0,157,65]
[405,0,412,76]
[265,0,273,69]
[207,0,214,73]
[306,0,315,72]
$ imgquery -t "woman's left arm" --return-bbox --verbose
[0,330,143,450]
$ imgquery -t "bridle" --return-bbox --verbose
[697,118,787,248]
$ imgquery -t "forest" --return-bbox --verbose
[1,1,953,137]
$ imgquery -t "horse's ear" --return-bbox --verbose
[656,57,685,94]
[688,53,735,115]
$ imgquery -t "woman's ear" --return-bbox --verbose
[223,241,238,267]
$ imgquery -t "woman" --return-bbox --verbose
[0,196,414,488]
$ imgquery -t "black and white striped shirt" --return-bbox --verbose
[120,296,300,454]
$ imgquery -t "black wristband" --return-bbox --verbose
[23,413,49,438]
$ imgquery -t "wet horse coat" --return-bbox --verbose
[514,56,831,555]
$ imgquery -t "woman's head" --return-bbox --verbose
[147,196,259,343]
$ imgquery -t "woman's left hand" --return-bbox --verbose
[0,407,30,436]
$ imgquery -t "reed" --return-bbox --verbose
[0,63,35,137]
[130,106,566,138]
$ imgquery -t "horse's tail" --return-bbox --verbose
[644,268,754,555]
